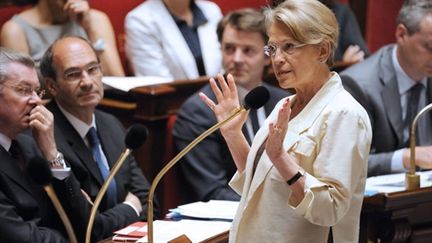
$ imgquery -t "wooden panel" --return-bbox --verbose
[361,187,432,242]
[365,0,404,53]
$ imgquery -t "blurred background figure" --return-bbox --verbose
[342,0,432,176]
[125,0,222,80]
[0,0,125,76]
[173,8,289,203]
[272,0,369,64]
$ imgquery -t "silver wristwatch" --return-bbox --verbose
[50,152,66,168]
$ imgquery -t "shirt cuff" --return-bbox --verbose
[123,201,140,216]
[391,149,408,173]
[51,167,71,180]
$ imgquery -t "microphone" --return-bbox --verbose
[85,124,149,243]
[27,157,78,243]
[405,103,432,190]
[146,86,270,243]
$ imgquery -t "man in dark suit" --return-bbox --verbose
[39,36,158,241]
[173,8,290,202]
[342,1,432,176]
[0,47,90,242]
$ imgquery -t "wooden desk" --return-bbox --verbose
[360,187,432,243]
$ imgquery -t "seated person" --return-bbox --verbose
[125,0,222,80]
[0,47,89,243]
[39,36,158,241]
[173,8,289,202]
[0,0,124,76]
[342,0,432,176]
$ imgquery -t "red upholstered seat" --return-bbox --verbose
[160,115,182,216]
[365,0,404,53]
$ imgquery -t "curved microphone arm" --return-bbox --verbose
[147,106,244,243]
[85,149,132,243]
[45,186,78,243]
[405,103,432,190]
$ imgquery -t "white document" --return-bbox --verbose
[137,220,231,243]
[365,170,432,195]
[169,200,239,220]
[102,76,173,92]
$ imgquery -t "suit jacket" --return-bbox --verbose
[0,133,86,243]
[47,102,158,240]
[173,83,289,203]
[125,0,222,80]
[332,3,369,61]
[229,74,372,243]
[341,44,432,176]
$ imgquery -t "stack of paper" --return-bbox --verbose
[365,170,432,196]
[102,76,173,92]
[137,220,231,243]
[167,200,239,221]
[112,221,147,242]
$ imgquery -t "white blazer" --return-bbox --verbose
[125,0,222,80]
[229,74,372,243]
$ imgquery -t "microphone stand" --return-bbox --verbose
[85,148,132,243]
[405,103,432,190]
[44,185,78,243]
[147,106,244,243]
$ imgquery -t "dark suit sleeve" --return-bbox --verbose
[0,190,68,243]
[54,172,143,242]
[173,93,240,202]
[341,74,394,176]
[122,153,159,220]
[334,3,369,61]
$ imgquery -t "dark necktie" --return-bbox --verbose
[9,140,26,171]
[250,109,260,134]
[405,83,423,145]
[87,127,117,208]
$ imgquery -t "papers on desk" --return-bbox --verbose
[136,220,231,243]
[102,76,173,92]
[113,222,147,242]
[167,200,239,221]
[365,170,432,196]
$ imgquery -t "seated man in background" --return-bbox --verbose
[39,36,158,241]
[125,0,222,80]
[342,0,432,176]
[0,47,88,243]
[173,8,289,202]
[0,0,124,76]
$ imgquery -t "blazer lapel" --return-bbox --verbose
[0,145,34,196]
[379,54,404,143]
[245,75,343,201]
[153,0,197,78]
[49,102,104,185]
[198,20,221,77]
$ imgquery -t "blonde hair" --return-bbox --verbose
[264,0,339,67]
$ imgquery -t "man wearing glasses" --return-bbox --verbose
[0,47,90,242]
[173,8,289,203]
[342,0,432,176]
[40,36,158,241]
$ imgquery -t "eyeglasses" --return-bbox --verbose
[1,83,45,98]
[63,63,102,82]
[264,42,307,57]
